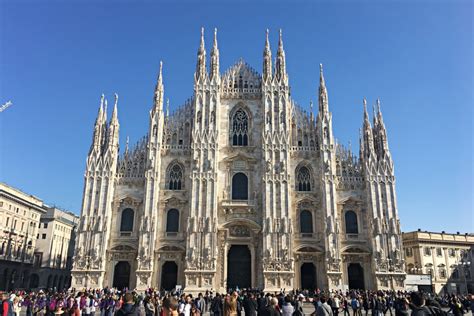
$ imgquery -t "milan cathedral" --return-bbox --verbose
[71,28,406,292]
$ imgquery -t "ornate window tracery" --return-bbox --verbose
[168,163,183,190]
[231,109,249,146]
[296,166,311,191]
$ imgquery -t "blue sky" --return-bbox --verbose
[0,0,472,233]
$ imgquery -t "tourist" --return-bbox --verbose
[316,296,333,316]
[351,296,360,316]
[280,295,294,316]
[210,294,223,316]
[115,293,138,316]
[195,294,206,314]
[242,293,257,316]
[162,297,178,316]
[262,297,280,316]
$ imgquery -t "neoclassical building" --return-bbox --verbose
[71,29,406,292]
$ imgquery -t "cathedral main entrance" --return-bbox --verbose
[227,245,251,289]
[348,263,365,290]
[161,261,178,291]
[300,263,316,290]
[113,261,130,289]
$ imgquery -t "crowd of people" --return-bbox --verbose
[0,288,472,316]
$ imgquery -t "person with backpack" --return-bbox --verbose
[351,297,360,316]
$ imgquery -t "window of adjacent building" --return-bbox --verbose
[0,202,3,207]
[166,209,179,233]
[299,210,313,234]
[344,211,358,234]
[21,222,24,231]
[296,166,311,192]
[405,248,413,257]
[37,234,39,239]
[13,220,17,229]
[167,163,184,190]
[439,268,446,278]
[42,234,46,239]
[231,172,248,200]
[231,109,249,146]
[436,248,442,257]
[424,247,432,256]
[120,208,134,232]
[44,223,48,229]
[5,217,9,227]
[448,249,456,257]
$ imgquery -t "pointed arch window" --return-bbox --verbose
[166,209,179,233]
[120,208,134,232]
[300,210,313,234]
[345,211,358,234]
[296,166,311,191]
[231,109,249,146]
[168,163,183,190]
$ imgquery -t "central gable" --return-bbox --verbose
[221,59,262,99]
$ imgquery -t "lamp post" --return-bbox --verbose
[460,258,471,294]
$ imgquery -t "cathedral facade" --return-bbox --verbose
[71,29,406,292]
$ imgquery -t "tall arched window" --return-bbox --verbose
[300,210,313,234]
[168,163,183,190]
[232,172,248,200]
[345,211,358,234]
[231,109,249,146]
[166,209,179,233]
[296,166,311,191]
[120,208,134,232]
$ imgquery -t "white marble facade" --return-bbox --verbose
[71,29,406,292]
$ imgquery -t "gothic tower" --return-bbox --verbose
[184,28,221,291]
[261,30,294,291]
[71,94,120,288]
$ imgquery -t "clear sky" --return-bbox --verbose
[0,0,472,234]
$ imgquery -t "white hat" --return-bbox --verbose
[298,294,305,299]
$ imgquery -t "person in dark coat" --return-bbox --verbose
[242,293,257,316]
[210,294,223,316]
[115,293,138,316]
[262,298,280,316]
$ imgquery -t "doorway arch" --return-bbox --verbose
[113,261,131,290]
[227,245,251,289]
[300,263,316,290]
[348,263,365,289]
[29,274,40,289]
[160,261,178,291]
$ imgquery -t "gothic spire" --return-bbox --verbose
[195,27,207,81]
[361,98,375,159]
[153,61,164,113]
[210,28,220,81]
[275,29,287,82]
[111,93,119,125]
[91,94,106,152]
[318,64,329,114]
[263,29,272,82]
[374,98,390,159]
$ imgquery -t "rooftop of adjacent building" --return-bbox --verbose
[403,229,474,245]
[40,206,80,227]
[0,182,77,217]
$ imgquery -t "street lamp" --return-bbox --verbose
[460,258,471,294]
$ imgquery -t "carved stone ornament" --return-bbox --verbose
[229,225,251,237]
